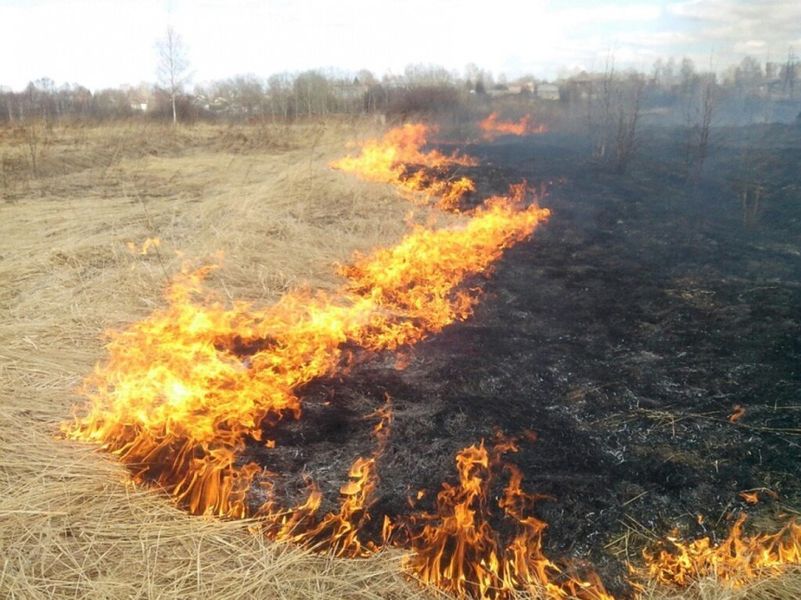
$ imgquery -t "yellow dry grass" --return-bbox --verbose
[0,119,429,600]
[0,120,798,600]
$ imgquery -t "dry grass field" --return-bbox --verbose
[0,120,432,599]
[0,120,798,600]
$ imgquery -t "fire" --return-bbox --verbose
[728,404,746,423]
[402,436,613,600]
[257,404,393,557]
[331,123,477,211]
[126,236,161,255]
[634,514,801,589]
[62,121,801,600]
[739,491,759,505]
[63,183,549,522]
[479,113,548,141]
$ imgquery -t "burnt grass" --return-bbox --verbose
[242,123,801,596]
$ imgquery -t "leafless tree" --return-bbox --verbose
[156,26,190,125]
[738,181,764,227]
[267,74,292,121]
[686,75,716,183]
[782,47,798,99]
[591,54,616,160]
[293,71,331,117]
[613,74,644,174]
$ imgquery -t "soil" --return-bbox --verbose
[241,123,801,596]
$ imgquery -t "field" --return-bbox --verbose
[0,120,429,599]
[1,119,800,599]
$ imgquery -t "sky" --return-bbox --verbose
[1,0,800,91]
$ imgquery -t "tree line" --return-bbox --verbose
[0,53,798,125]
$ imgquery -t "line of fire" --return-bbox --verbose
[63,117,800,600]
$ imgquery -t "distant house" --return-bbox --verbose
[535,83,560,101]
[487,84,510,98]
[486,83,533,98]
[123,84,152,112]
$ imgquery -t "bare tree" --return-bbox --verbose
[156,26,190,125]
[686,74,716,183]
[782,47,798,99]
[737,181,764,227]
[590,53,616,160]
[613,74,644,174]
[267,74,292,121]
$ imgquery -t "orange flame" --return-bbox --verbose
[479,113,548,141]
[62,122,801,600]
[728,404,746,423]
[402,436,613,600]
[634,514,801,589]
[63,185,550,522]
[331,123,477,211]
[126,237,161,255]
[739,491,759,505]
[258,404,393,557]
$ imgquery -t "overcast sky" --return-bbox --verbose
[1,0,800,91]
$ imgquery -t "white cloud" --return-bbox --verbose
[667,0,801,44]
[554,4,662,25]
[1,0,799,90]
[0,0,167,88]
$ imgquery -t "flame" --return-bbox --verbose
[728,404,746,423]
[62,122,801,600]
[126,237,161,255]
[634,514,801,589]
[402,436,613,600]
[63,183,549,523]
[331,123,477,211]
[739,491,759,505]
[257,404,393,557]
[479,113,548,141]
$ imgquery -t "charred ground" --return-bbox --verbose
[242,123,801,596]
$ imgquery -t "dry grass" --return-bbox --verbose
[0,119,428,600]
[0,120,798,599]
[636,570,801,600]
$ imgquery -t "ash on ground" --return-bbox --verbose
[243,123,801,596]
